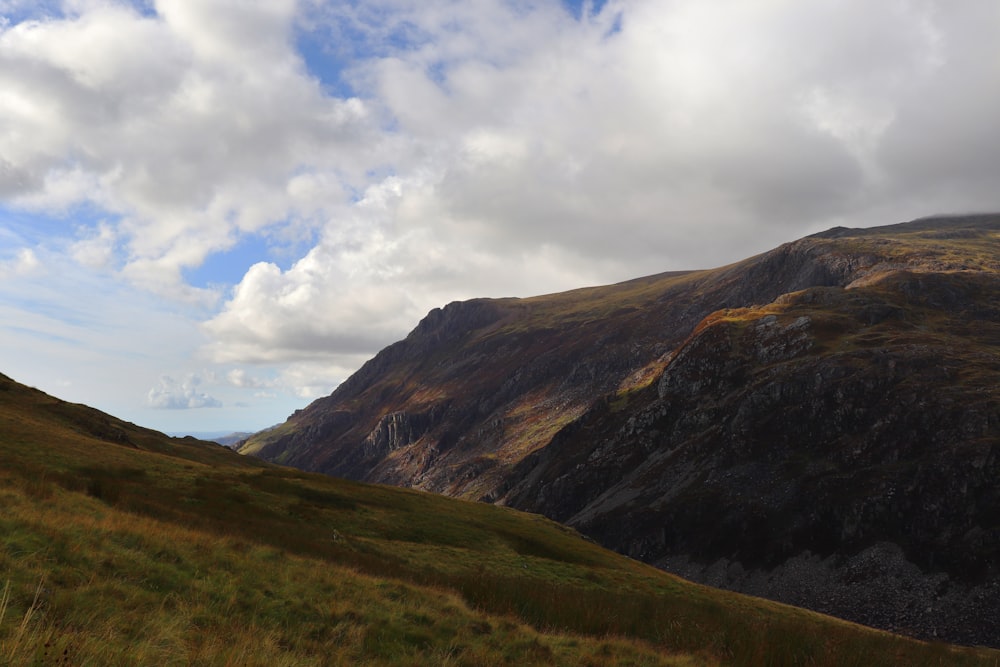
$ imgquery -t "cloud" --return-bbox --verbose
[70,221,117,270]
[226,368,268,389]
[877,3,1000,209]
[202,253,416,364]
[0,247,41,277]
[276,360,367,400]
[202,0,1000,371]
[0,0,376,299]
[4,0,1000,429]
[200,170,617,366]
[147,374,222,409]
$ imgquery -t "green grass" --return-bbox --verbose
[2,373,999,665]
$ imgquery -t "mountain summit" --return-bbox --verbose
[241,214,1000,646]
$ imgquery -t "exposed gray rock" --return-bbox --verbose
[659,542,1000,646]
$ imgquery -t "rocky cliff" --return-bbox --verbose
[241,214,1000,646]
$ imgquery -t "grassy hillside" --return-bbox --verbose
[1,373,997,665]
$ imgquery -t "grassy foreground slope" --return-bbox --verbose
[0,373,996,666]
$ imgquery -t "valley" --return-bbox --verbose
[1,370,996,664]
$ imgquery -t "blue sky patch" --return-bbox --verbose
[0,1,61,24]
[0,205,115,248]
[183,230,315,290]
[562,0,610,20]
[0,290,99,330]
[184,233,275,289]
[294,23,359,99]
[2,324,81,347]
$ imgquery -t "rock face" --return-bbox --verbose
[241,214,1000,646]
[503,266,1000,646]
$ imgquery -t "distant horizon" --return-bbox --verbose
[166,429,257,439]
[3,0,1000,433]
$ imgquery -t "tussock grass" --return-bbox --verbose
[0,482,694,666]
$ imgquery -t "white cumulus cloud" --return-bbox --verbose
[0,0,377,300]
[147,374,222,409]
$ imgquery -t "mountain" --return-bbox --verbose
[240,213,1000,646]
[211,431,256,447]
[7,374,994,664]
[168,430,257,447]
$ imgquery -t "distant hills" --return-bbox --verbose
[170,430,257,447]
[239,214,1000,647]
[7,374,996,663]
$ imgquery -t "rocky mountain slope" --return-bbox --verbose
[240,214,1000,646]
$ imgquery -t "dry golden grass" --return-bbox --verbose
[0,479,701,666]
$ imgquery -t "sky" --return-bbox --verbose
[1,0,999,436]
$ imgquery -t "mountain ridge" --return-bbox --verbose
[240,213,1000,645]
